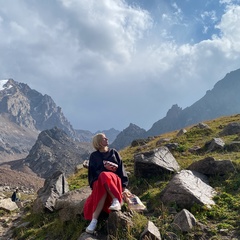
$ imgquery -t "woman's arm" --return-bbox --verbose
[114,150,129,188]
[88,151,104,189]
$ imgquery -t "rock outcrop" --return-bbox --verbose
[33,171,69,213]
[23,127,93,178]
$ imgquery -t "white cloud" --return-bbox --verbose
[0,0,240,131]
[216,5,240,51]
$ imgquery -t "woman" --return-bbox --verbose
[84,133,129,234]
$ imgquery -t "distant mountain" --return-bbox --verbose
[75,128,120,144]
[112,68,240,149]
[146,68,240,137]
[110,123,146,150]
[96,128,120,144]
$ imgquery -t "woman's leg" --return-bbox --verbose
[103,182,121,211]
[103,183,115,199]
[92,192,107,219]
[86,192,107,233]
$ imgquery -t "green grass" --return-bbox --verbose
[12,114,240,239]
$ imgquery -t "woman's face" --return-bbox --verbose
[100,134,108,147]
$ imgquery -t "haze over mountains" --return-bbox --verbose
[0,67,239,180]
[110,68,240,149]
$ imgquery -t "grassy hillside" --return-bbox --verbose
[12,114,240,239]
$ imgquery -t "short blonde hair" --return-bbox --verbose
[92,133,105,150]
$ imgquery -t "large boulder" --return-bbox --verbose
[55,187,91,222]
[224,141,240,152]
[134,147,181,178]
[219,122,240,136]
[0,198,18,212]
[107,211,133,239]
[33,171,69,213]
[160,170,216,209]
[187,157,236,176]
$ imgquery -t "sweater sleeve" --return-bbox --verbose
[88,151,104,189]
[114,149,129,188]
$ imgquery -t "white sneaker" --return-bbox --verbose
[86,218,98,234]
[109,198,121,211]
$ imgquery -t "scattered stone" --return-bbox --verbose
[196,123,210,129]
[224,141,240,152]
[172,209,196,232]
[165,143,179,151]
[131,139,148,147]
[155,138,171,147]
[140,221,161,240]
[204,138,225,152]
[176,129,187,137]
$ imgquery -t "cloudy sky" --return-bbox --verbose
[1,0,240,132]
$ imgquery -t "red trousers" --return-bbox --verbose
[83,171,123,220]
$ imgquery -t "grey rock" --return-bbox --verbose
[134,147,181,178]
[160,170,216,209]
[224,141,240,151]
[204,138,225,152]
[188,157,236,176]
[33,171,69,213]
[107,211,133,239]
[0,198,18,212]
[140,221,161,240]
[196,123,210,129]
[172,209,196,232]
[176,128,187,137]
[55,187,91,222]
[219,122,240,136]
[77,232,107,240]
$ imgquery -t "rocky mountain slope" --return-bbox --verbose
[111,68,240,149]
[0,79,120,163]
[0,79,78,162]
[0,79,75,135]
[0,164,44,191]
[22,127,94,178]
[0,114,38,162]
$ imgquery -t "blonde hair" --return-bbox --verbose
[92,133,105,150]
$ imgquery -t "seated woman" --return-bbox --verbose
[84,133,129,234]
